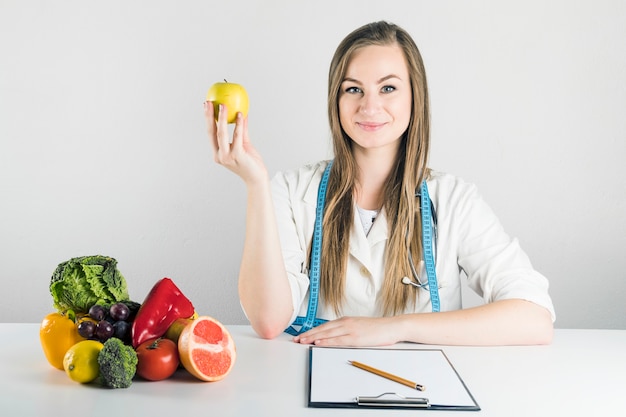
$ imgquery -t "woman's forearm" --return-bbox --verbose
[238,180,294,339]
[395,299,554,346]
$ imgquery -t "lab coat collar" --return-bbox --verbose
[302,161,331,207]
[349,207,388,270]
[302,161,388,270]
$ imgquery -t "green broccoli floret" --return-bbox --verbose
[97,337,138,388]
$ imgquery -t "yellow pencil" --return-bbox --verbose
[349,360,426,391]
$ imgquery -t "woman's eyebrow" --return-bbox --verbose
[341,77,361,85]
[341,74,402,84]
[378,74,402,83]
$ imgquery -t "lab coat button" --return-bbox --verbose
[359,266,370,277]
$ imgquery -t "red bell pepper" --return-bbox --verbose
[131,277,195,348]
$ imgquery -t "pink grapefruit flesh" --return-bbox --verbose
[178,316,236,382]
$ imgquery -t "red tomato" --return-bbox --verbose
[135,338,179,381]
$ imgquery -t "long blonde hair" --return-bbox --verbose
[321,21,431,316]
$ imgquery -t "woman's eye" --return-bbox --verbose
[382,85,396,93]
[345,86,362,94]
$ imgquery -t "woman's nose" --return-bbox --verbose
[359,92,381,116]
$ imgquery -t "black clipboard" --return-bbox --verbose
[307,346,480,411]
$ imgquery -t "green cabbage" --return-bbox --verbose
[50,255,130,313]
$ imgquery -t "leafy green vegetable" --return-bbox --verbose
[50,255,130,313]
[97,337,138,389]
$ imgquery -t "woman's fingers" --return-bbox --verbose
[293,317,398,347]
[242,114,250,145]
[206,100,249,166]
[204,101,218,154]
[205,100,234,160]
[214,103,231,162]
[231,111,245,150]
[205,101,264,183]
[206,101,235,165]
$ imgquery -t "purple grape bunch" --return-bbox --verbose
[77,302,133,344]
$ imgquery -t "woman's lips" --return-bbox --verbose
[356,122,386,132]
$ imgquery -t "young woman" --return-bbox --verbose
[205,21,555,346]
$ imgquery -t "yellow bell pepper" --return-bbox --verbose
[40,312,85,370]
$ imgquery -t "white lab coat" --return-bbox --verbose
[271,160,556,326]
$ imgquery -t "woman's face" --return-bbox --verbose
[339,44,412,153]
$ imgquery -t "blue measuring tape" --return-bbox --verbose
[420,180,440,312]
[285,161,333,336]
[285,162,440,336]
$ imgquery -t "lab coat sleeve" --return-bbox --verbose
[270,168,317,326]
[447,179,556,322]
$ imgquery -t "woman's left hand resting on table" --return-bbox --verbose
[293,299,553,347]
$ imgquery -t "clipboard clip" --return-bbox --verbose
[355,392,430,408]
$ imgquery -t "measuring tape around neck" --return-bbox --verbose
[285,162,440,335]
[420,180,440,312]
[285,161,333,336]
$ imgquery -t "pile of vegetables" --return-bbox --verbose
[40,255,199,388]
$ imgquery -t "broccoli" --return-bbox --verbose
[97,337,138,388]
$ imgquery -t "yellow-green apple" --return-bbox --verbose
[206,80,249,123]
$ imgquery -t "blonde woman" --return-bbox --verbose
[205,21,555,346]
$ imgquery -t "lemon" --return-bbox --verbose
[63,340,104,383]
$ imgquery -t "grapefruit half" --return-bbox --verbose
[178,315,236,382]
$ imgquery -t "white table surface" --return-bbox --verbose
[1,324,625,416]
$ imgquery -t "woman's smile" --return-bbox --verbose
[356,121,387,132]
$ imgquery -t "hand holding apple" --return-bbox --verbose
[206,80,249,124]
[205,80,267,186]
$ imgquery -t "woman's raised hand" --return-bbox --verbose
[205,101,293,339]
[205,101,268,186]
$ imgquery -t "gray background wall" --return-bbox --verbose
[1,0,624,329]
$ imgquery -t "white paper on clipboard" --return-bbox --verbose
[308,346,480,410]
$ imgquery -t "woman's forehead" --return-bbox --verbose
[344,44,409,81]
